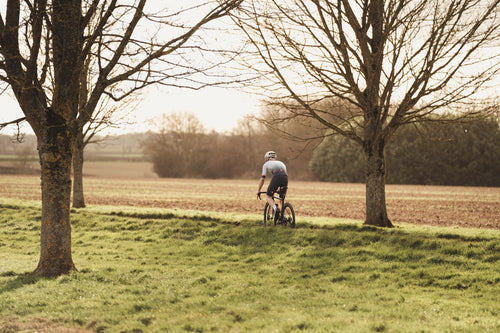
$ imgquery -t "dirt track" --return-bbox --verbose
[1,175,499,229]
[0,175,500,229]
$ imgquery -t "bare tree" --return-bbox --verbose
[0,0,242,276]
[71,1,246,207]
[72,94,138,208]
[232,0,500,227]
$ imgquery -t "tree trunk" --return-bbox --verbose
[364,138,393,227]
[32,109,76,277]
[72,130,85,208]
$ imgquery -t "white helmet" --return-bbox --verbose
[264,151,277,160]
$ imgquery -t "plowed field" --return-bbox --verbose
[1,175,498,229]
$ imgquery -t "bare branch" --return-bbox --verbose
[232,0,500,141]
[0,116,26,129]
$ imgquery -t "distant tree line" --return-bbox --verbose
[310,116,500,187]
[144,113,500,186]
[0,135,36,154]
[4,114,499,186]
[142,112,317,180]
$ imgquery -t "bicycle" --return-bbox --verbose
[258,188,295,227]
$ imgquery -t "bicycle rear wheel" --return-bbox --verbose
[263,203,276,227]
[282,202,295,228]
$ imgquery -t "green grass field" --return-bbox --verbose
[0,198,499,332]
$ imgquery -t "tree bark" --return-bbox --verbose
[364,137,393,228]
[72,130,85,208]
[32,109,76,277]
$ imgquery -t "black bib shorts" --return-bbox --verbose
[266,171,288,197]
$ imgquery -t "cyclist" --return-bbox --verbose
[256,151,288,220]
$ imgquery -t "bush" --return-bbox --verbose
[310,116,500,186]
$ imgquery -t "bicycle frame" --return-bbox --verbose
[257,190,285,210]
[258,189,295,227]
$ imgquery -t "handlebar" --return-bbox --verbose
[257,191,284,201]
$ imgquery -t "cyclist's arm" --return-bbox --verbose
[256,175,265,196]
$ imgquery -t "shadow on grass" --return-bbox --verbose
[91,209,258,227]
[0,271,44,294]
[300,220,497,242]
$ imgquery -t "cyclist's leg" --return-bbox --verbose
[266,175,280,213]
[270,174,288,219]
[265,194,276,209]
[277,175,288,208]
[279,176,289,200]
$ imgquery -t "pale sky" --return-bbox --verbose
[137,87,260,133]
[0,86,260,135]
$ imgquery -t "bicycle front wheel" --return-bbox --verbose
[263,203,275,227]
[282,203,295,228]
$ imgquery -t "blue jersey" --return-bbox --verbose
[262,160,287,177]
